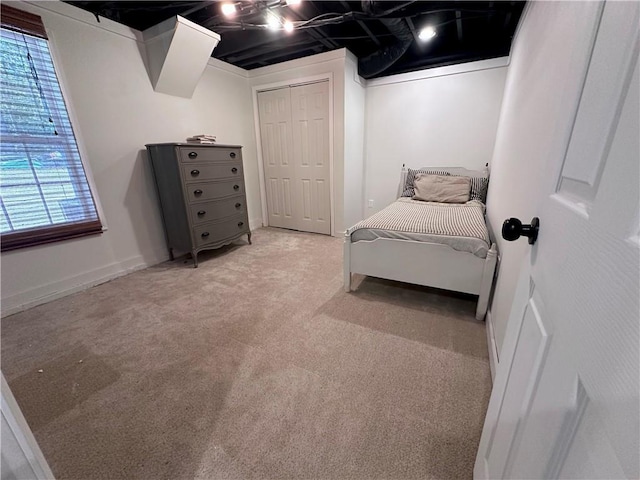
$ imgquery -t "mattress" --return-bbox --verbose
[348,198,490,258]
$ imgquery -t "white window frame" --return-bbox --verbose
[27,25,108,232]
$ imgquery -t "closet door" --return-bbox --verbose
[257,88,297,230]
[290,81,331,235]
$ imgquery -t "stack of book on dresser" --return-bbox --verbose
[186,134,217,144]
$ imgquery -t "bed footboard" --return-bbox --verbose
[475,244,498,321]
[344,232,352,292]
[343,234,498,321]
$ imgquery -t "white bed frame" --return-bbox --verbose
[344,167,498,321]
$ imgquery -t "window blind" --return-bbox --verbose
[0,15,102,251]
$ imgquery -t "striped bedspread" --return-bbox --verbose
[348,198,490,244]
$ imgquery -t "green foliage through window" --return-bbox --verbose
[0,28,99,235]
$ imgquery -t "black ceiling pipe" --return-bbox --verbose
[358,0,415,78]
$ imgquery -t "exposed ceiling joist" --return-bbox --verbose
[228,39,316,63]
[455,10,463,44]
[503,1,516,29]
[244,44,323,67]
[339,1,380,47]
[398,50,502,71]
[288,3,340,49]
[215,33,282,59]
[179,1,213,19]
[405,17,420,45]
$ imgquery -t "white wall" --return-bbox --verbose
[364,58,508,214]
[343,51,366,229]
[0,1,260,316]
[248,49,347,234]
[486,2,609,354]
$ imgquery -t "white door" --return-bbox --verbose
[290,81,331,235]
[476,2,639,479]
[257,87,296,230]
[257,81,331,234]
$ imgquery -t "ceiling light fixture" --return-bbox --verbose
[266,11,281,31]
[283,20,294,33]
[221,3,236,17]
[286,0,302,6]
[418,26,436,41]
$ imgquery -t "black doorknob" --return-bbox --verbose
[502,217,540,245]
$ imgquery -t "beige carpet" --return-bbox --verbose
[1,227,492,480]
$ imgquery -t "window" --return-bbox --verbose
[0,5,101,251]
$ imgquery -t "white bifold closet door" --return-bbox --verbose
[258,81,331,235]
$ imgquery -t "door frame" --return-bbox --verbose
[252,73,335,236]
[1,373,55,479]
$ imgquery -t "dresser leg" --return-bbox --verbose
[168,248,174,261]
[247,232,252,245]
[192,251,199,268]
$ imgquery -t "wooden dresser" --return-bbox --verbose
[146,143,251,267]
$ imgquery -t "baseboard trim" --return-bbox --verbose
[486,309,499,382]
[1,249,169,318]
[249,217,263,231]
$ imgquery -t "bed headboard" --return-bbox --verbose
[398,165,489,198]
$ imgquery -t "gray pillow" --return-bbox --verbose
[412,174,471,203]
[468,177,489,203]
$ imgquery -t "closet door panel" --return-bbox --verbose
[258,88,297,229]
[291,81,331,234]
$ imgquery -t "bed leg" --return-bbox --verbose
[476,244,498,321]
[344,233,352,292]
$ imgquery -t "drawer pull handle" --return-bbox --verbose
[238,222,244,227]
[188,152,198,159]
[201,232,210,238]
[235,203,241,209]
[194,189,203,196]
[233,184,240,191]
[231,167,238,173]
[230,152,236,158]
[197,210,206,216]
[191,169,200,176]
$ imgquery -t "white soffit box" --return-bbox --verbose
[142,16,221,98]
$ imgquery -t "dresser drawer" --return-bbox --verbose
[182,162,243,183]
[193,216,249,248]
[179,147,241,163]
[188,196,246,225]
[186,180,245,203]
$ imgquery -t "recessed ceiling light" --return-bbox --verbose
[286,0,302,5]
[418,26,436,41]
[283,20,294,33]
[221,3,236,17]
[266,12,281,30]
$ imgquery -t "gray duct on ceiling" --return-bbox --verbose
[357,0,415,79]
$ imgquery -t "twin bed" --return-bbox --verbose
[344,167,497,321]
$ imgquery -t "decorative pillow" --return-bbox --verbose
[412,174,471,203]
[401,168,451,197]
[468,176,489,203]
